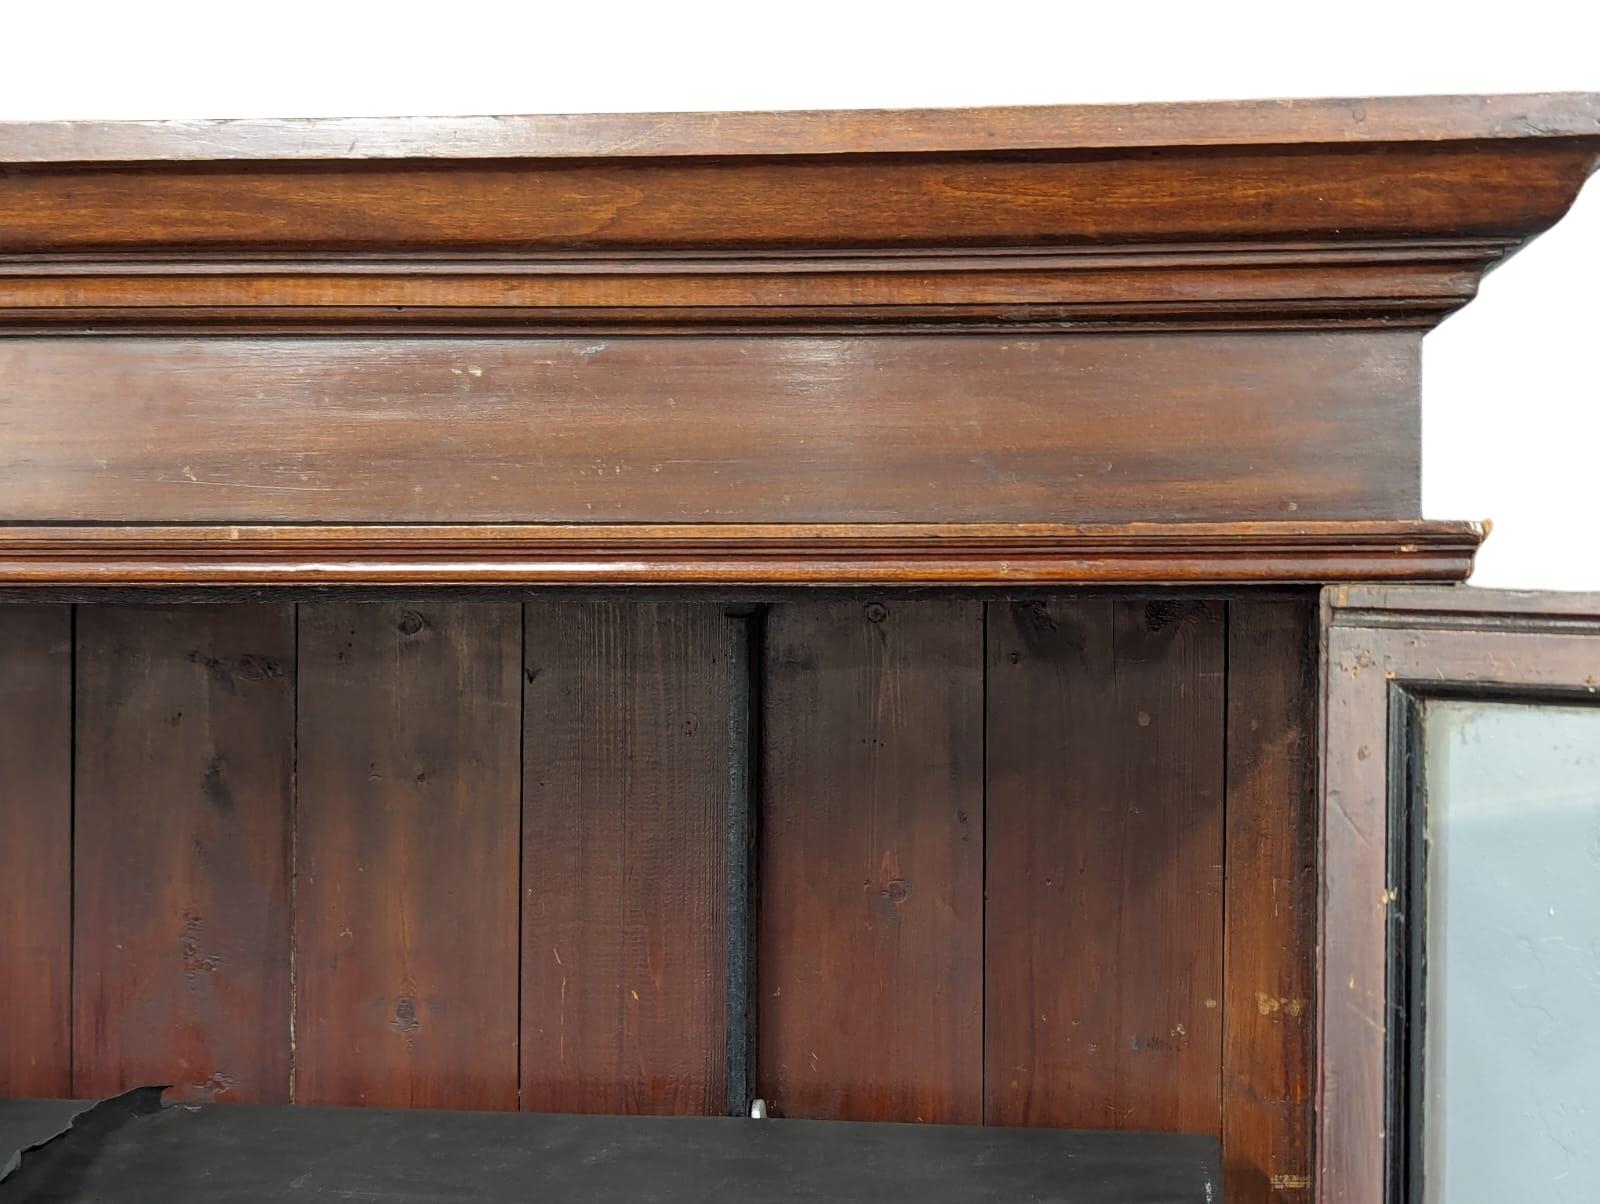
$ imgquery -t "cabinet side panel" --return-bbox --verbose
[0,605,72,1096]
[294,602,521,1109]
[985,598,1226,1132]
[72,604,294,1102]
[757,599,984,1122]
[521,601,729,1115]
[1223,599,1319,1202]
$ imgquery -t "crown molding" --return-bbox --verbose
[0,96,1583,587]
[0,239,1510,334]
[2,96,1597,335]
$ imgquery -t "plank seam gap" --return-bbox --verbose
[289,602,299,1104]
[516,602,527,1112]
[723,607,757,1116]
[748,604,765,1117]
[67,601,77,1095]
[1219,602,1232,1151]
[980,600,990,1125]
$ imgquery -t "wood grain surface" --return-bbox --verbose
[757,599,984,1123]
[72,605,294,1103]
[3,145,1594,255]
[985,599,1226,1133]
[294,602,521,1109]
[521,602,729,1115]
[0,606,73,1096]
[0,333,1420,526]
[6,92,1598,161]
[1224,599,1319,1202]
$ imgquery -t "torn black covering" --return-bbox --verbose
[0,1087,165,1195]
[0,1095,1220,1203]
[0,1099,84,1183]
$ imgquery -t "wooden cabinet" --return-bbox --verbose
[1,94,1597,1202]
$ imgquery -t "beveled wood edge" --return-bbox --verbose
[0,521,1484,587]
[4,93,1598,163]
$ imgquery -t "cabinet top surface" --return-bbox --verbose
[4,92,1599,163]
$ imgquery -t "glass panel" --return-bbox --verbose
[1420,700,1600,1204]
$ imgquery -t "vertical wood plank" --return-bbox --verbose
[295,602,521,1110]
[521,602,728,1115]
[986,598,1225,1133]
[73,604,294,1102]
[1224,599,1318,1202]
[757,599,983,1123]
[0,606,72,1096]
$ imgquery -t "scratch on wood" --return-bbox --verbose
[1329,788,1372,849]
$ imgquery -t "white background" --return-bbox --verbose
[4,1,1597,589]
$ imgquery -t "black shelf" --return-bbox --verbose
[1,1093,1220,1203]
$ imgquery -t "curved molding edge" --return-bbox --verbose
[0,521,1485,587]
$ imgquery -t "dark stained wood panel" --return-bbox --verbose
[72,605,294,1103]
[985,598,1225,1133]
[0,605,72,1096]
[757,599,984,1123]
[521,602,728,1115]
[1223,599,1318,1203]
[294,602,521,1110]
[0,333,1419,525]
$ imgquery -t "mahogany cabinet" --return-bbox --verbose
[1,93,1598,1203]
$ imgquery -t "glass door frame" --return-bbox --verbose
[1319,585,1600,1204]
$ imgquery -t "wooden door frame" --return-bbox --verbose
[1318,585,1600,1203]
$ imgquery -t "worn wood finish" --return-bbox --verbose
[8,93,1598,161]
[986,599,1225,1133]
[1224,599,1319,1202]
[0,333,1420,525]
[0,521,1483,587]
[72,605,294,1103]
[0,94,1591,586]
[1318,586,1600,1203]
[757,600,984,1123]
[0,606,72,1096]
[2,93,1594,1183]
[294,602,521,1110]
[521,601,728,1115]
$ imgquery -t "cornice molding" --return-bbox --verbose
[0,96,1582,587]
[5,97,1595,334]
[0,239,1509,333]
[0,521,1485,587]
